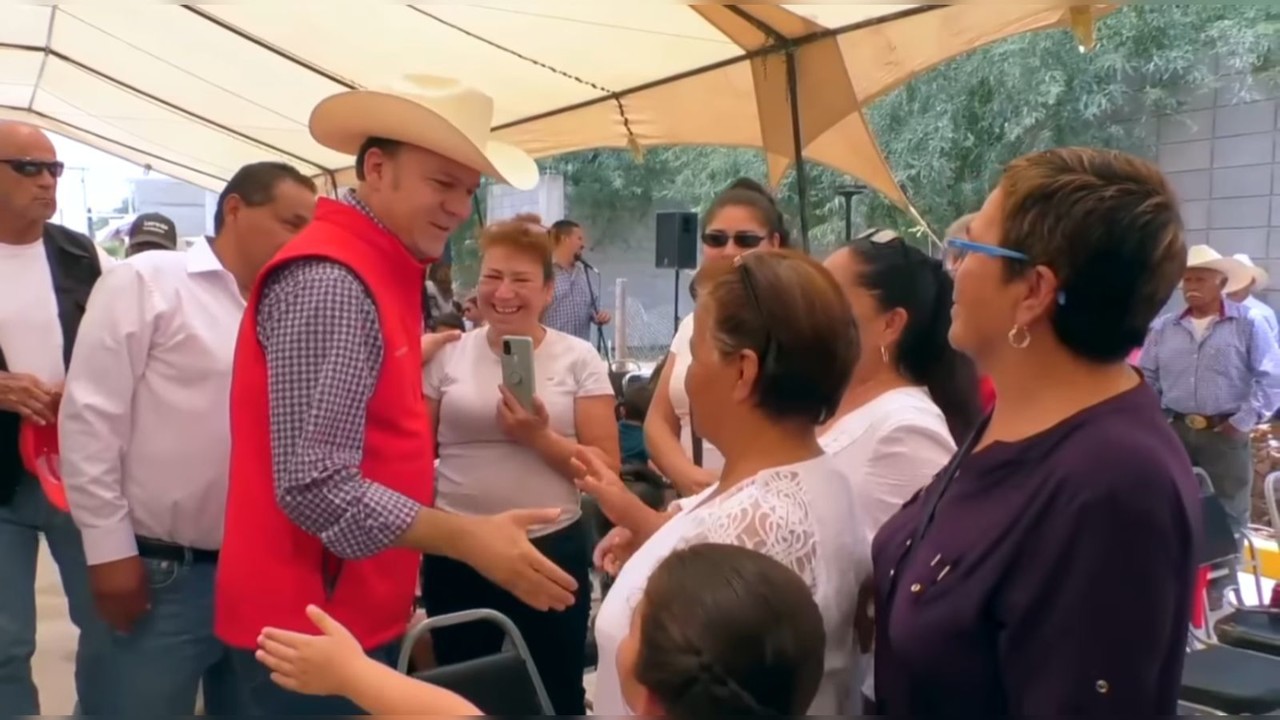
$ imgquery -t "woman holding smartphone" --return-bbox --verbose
[421,214,619,715]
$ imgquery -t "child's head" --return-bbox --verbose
[616,543,825,718]
[617,382,653,423]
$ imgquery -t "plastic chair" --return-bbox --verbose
[397,609,554,716]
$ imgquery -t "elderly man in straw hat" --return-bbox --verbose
[214,76,577,714]
[1227,253,1279,345]
[1141,245,1280,563]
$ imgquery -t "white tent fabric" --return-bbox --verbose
[0,3,1112,202]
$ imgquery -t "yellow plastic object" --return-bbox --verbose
[1244,536,1280,581]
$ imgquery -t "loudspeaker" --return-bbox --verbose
[655,211,699,270]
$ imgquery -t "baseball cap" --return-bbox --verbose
[125,213,179,253]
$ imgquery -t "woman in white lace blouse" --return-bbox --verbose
[577,249,871,715]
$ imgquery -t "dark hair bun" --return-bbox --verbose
[727,177,773,199]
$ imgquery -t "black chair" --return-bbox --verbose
[397,609,553,715]
[1180,491,1280,714]
[1180,645,1280,715]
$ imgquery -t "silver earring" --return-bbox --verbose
[1008,325,1031,349]
[880,344,889,363]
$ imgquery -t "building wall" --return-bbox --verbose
[1155,71,1280,313]
[130,176,218,238]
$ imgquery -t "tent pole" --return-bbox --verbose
[784,48,810,254]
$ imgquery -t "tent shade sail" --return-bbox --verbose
[0,3,1114,198]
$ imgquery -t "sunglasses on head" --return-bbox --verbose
[1,159,64,179]
[702,230,766,249]
[852,227,915,262]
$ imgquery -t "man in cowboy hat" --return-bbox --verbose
[1141,245,1280,568]
[214,76,576,714]
[1227,253,1278,345]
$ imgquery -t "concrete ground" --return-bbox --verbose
[33,541,77,715]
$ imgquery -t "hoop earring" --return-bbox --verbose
[1008,325,1031,349]
[880,345,889,364]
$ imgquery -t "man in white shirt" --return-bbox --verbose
[58,162,318,714]
[0,120,115,714]
[1227,253,1279,345]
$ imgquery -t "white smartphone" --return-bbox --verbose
[500,335,536,412]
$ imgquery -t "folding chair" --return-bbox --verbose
[1180,492,1280,714]
[397,609,554,716]
[1211,473,1280,657]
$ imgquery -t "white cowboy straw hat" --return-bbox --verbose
[1228,253,1270,293]
[1186,244,1252,291]
[309,75,539,191]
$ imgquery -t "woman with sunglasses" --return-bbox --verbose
[870,148,1199,715]
[580,249,869,715]
[644,178,789,497]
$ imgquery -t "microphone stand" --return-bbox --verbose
[580,260,613,363]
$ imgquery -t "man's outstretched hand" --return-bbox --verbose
[455,509,577,611]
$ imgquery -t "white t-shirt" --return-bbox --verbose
[667,313,724,472]
[818,385,956,703]
[423,327,614,536]
[592,455,871,715]
[1189,315,1214,342]
[0,238,113,384]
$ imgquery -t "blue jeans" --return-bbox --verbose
[0,473,111,714]
[98,557,244,714]
[229,637,402,715]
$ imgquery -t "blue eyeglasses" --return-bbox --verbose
[944,237,1030,263]
[945,237,1067,306]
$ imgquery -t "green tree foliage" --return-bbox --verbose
[450,4,1278,283]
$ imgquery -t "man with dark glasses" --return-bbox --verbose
[0,120,113,713]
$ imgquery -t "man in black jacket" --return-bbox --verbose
[0,120,112,714]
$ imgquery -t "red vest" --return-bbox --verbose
[214,199,435,650]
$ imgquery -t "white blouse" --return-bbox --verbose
[591,455,871,715]
[667,313,725,473]
[819,386,957,543]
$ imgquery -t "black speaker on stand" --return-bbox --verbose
[655,211,700,341]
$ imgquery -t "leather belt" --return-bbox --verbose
[135,536,218,564]
[1171,412,1231,431]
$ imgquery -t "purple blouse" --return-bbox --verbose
[872,381,1200,715]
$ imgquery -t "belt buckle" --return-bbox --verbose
[1184,414,1209,430]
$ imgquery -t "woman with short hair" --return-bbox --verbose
[871,148,1199,715]
[581,248,871,715]
[420,215,619,715]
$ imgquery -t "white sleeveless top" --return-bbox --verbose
[591,454,871,715]
[667,313,725,472]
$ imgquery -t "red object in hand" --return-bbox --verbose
[18,421,69,513]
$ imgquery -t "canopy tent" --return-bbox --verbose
[0,3,1112,245]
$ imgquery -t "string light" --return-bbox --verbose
[627,135,646,163]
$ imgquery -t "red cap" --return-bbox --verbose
[18,421,69,513]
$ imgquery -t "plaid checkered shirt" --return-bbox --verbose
[254,189,419,559]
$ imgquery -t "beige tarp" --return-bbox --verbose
[0,3,1112,205]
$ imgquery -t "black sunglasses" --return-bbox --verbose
[702,230,765,249]
[1,159,65,179]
